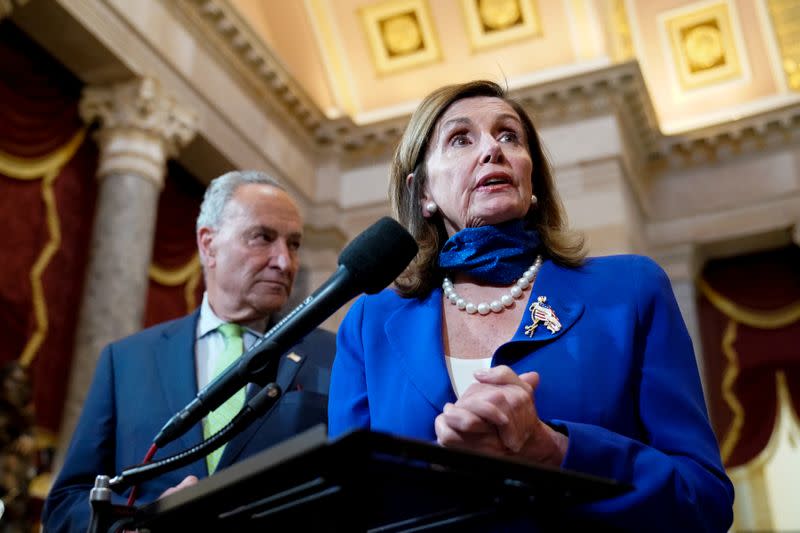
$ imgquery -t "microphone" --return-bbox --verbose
[153,217,418,448]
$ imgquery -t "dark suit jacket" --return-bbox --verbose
[42,310,335,533]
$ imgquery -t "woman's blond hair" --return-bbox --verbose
[389,80,585,298]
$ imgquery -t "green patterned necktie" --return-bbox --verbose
[203,323,245,474]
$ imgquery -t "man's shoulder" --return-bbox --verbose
[302,327,336,344]
[109,312,198,351]
[294,327,336,364]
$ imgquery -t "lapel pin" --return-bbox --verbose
[287,352,302,363]
[525,296,562,337]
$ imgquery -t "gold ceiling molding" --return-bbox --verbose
[360,0,441,75]
[175,0,800,172]
[606,0,634,62]
[663,1,743,91]
[177,0,329,142]
[461,0,542,51]
[766,0,800,91]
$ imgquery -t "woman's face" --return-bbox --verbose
[418,96,533,236]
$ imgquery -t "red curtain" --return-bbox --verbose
[0,24,209,524]
[0,20,211,435]
[0,21,98,435]
[698,245,800,468]
[144,161,206,327]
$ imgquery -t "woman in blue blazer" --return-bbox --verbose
[328,80,733,531]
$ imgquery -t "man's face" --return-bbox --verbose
[198,184,303,328]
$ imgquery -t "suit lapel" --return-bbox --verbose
[383,261,586,411]
[386,292,456,411]
[154,311,207,479]
[216,351,307,470]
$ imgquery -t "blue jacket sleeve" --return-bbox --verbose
[328,295,371,438]
[42,345,128,533]
[553,257,733,532]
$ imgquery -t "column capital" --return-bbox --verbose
[80,77,197,186]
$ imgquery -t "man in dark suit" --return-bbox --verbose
[42,170,336,532]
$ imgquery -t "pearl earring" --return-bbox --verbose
[530,194,538,206]
[425,201,438,214]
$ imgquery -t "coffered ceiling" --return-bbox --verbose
[220,0,799,133]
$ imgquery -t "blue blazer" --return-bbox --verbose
[329,255,734,532]
[43,311,335,533]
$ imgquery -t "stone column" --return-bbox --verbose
[56,78,196,461]
[651,244,709,402]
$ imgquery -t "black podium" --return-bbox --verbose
[129,425,630,531]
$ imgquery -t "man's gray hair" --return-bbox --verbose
[196,170,285,232]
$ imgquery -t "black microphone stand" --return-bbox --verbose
[86,382,283,533]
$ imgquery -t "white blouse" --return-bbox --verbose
[445,356,492,398]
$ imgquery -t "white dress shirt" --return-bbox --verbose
[444,356,492,398]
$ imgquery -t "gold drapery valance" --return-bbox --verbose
[697,277,800,329]
[149,253,202,313]
[696,273,800,463]
[0,128,87,367]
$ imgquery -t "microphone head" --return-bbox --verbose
[338,217,419,294]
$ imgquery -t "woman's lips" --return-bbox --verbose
[476,172,513,189]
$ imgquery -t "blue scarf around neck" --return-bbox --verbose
[437,220,541,284]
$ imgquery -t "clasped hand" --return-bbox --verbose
[434,365,567,466]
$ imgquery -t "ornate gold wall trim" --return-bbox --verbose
[149,253,203,313]
[0,129,87,368]
[697,276,800,329]
[149,253,201,286]
[719,319,743,463]
[0,130,86,179]
[607,0,634,62]
[461,0,542,52]
[727,369,800,531]
[174,0,800,173]
[663,0,743,91]
[360,0,441,75]
[702,270,800,464]
[766,0,800,91]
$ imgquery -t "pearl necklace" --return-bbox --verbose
[442,255,543,315]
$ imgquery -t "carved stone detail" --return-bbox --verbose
[80,77,197,187]
[177,0,326,144]
[176,0,800,173]
[58,78,197,462]
[659,105,800,170]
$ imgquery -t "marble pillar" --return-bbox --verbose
[56,78,196,461]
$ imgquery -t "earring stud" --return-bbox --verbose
[530,194,538,206]
[425,201,438,214]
